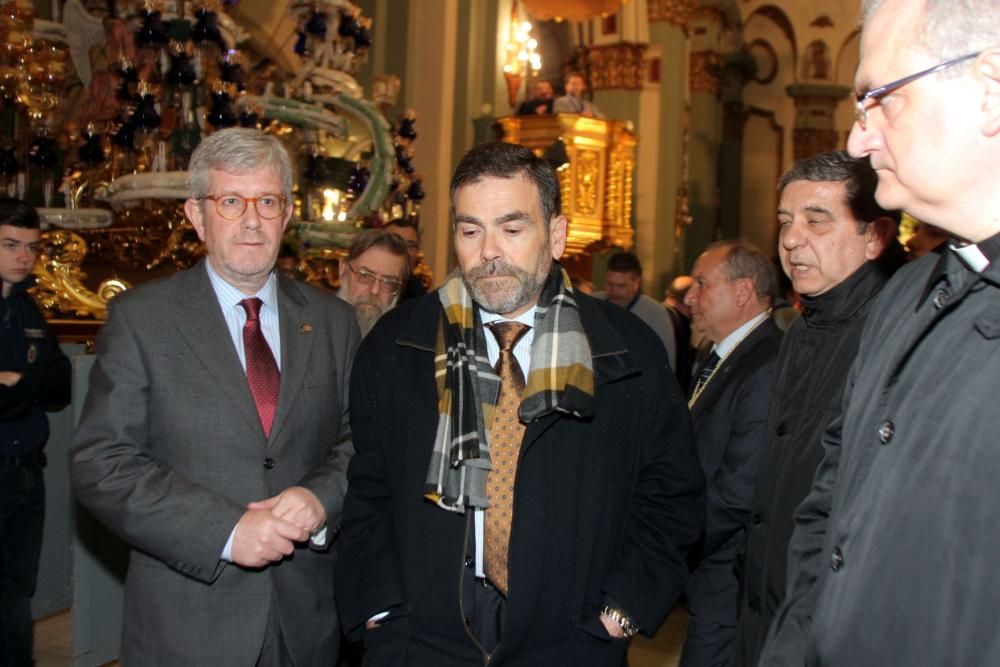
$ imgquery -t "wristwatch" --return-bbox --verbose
[600,604,640,638]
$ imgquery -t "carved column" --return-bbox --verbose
[629,0,697,293]
[785,83,852,161]
[715,48,756,244]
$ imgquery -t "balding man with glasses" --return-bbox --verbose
[759,1,1000,665]
[71,128,360,666]
[337,229,410,336]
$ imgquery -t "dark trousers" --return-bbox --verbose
[461,565,505,655]
[679,612,735,667]
[0,454,45,667]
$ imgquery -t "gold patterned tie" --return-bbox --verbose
[484,320,530,596]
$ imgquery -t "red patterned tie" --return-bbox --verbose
[484,320,530,595]
[239,298,280,437]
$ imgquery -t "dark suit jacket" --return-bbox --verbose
[336,290,705,666]
[515,97,554,115]
[685,317,781,626]
[71,260,360,666]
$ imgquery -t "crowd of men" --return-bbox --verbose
[3,0,998,664]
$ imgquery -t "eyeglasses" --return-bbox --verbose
[201,193,288,220]
[347,262,404,295]
[854,51,980,130]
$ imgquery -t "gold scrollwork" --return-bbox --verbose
[574,150,601,216]
[690,51,724,95]
[587,43,647,91]
[33,231,130,320]
[648,0,698,27]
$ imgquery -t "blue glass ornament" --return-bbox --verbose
[193,9,225,50]
[397,116,417,141]
[355,25,372,49]
[136,9,169,47]
[306,11,328,39]
[407,179,425,201]
[207,91,237,128]
[134,94,160,130]
[293,31,308,56]
[167,52,197,87]
[338,11,359,39]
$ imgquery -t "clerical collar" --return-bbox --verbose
[919,228,1000,306]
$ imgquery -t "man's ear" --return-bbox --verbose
[549,215,568,260]
[185,199,206,241]
[977,49,1000,137]
[864,216,895,260]
[734,277,754,306]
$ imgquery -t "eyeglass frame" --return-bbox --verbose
[346,261,404,295]
[854,51,981,129]
[200,193,289,220]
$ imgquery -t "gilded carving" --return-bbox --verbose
[497,114,635,256]
[690,51,724,95]
[32,231,129,320]
[648,0,698,27]
[574,149,601,216]
[587,43,647,91]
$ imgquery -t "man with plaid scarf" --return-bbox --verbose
[336,142,705,665]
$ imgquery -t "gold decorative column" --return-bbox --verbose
[496,114,636,255]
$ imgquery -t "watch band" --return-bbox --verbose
[600,604,640,638]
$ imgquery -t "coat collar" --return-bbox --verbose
[396,289,638,387]
[689,317,779,419]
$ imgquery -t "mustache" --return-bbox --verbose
[353,294,387,312]
[465,259,518,281]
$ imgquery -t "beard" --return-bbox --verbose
[462,255,550,316]
[353,296,389,337]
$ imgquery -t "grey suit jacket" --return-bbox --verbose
[71,260,360,666]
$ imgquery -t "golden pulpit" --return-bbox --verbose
[496,114,636,256]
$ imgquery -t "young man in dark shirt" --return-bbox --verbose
[0,198,71,666]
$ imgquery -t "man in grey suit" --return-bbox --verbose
[71,128,360,665]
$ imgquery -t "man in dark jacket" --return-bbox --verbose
[681,242,782,667]
[760,1,1000,662]
[730,151,901,667]
[336,141,705,665]
[0,198,71,666]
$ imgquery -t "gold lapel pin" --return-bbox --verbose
[300,324,313,333]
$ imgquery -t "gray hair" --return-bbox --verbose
[345,229,411,278]
[863,0,1000,60]
[188,129,293,201]
[705,240,777,306]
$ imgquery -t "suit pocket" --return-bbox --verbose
[363,614,411,666]
[572,611,628,645]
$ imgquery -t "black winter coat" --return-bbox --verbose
[731,259,897,667]
[336,289,705,666]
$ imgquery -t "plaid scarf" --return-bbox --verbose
[424,262,595,512]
